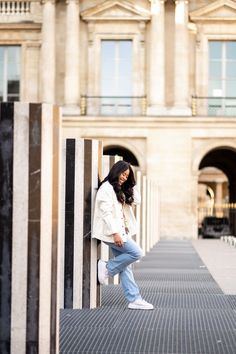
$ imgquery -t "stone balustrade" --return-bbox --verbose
[0,1,31,14]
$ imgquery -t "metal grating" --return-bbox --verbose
[102,289,232,310]
[60,240,236,354]
[226,295,236,310]
[60,322,236,354]
[60,307,125,328]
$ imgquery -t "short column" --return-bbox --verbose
[60,138,102,309]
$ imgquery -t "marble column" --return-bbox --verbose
[173,0,191,115]
[64,0,80,114]
[41,0,55,103]
[60,138,102,309]
[147,0,166,115]
[0,102,60,354]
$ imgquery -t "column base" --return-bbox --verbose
[167,106,192,116]
[146,105,170,116]
[62,105,81,116]
[146,105,192,117]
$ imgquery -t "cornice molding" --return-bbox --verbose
[190,0,236,22]
[81,0,150,22]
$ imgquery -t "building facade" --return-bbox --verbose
[1,0,236,238]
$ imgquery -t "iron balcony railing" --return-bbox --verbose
[192,96,236,117]
[80,96,147,116]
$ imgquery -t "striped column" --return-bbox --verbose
[141,176,147,255]
[61,139,102,309]
[135,171,142,248]
[0,102,60,354]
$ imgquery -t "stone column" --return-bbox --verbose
[173,0,191,115]
[41,0,55,103]
[215,181,223,217]
[147,0,166,115]
[64,0,80,114]
[0,102,60,354]
[60,138,102,309]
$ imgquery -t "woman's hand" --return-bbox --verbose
[113,233,124,247]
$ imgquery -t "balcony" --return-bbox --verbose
[192,96,236,117]
[80,96,147,116]
[0,0,41,22]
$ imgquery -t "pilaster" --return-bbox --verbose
[64,0,80,115]
[172,0,191,115]
[40,0,55,103]
[147,0,166,115]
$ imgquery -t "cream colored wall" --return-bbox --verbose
[0,25,41,102]
[63,113,236,240]
[2,0,236,239]
[146,128,196,239]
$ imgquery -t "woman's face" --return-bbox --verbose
[118,169,130,185]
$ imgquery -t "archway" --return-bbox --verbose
[103,145,139,167]
[198,147,236,235]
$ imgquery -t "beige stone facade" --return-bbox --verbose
[2,0,236,238]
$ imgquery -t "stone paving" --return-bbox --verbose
[60,240,236,354]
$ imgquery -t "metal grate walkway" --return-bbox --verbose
[60,240,236,354]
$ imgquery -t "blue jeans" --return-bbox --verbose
[105,238,143,303]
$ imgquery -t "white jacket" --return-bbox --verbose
[92,181,141,243]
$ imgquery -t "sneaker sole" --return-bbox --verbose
[97,260,107,285]
[128,305,154,310]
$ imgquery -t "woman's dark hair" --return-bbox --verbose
[100,160,136,205]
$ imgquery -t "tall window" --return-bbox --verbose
[0,46,21,102]
[101,40,132,115]
[209,41,236,116]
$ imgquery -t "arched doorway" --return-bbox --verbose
[198,147,236,235]
[103,145,139,167]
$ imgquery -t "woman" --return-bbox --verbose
[92,160,154,310]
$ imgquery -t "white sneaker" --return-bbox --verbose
[98,260,108,285]
[128,299,154,310]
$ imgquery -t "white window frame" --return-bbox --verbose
[0,45,21,102]
[86,31,145,116]
[208,40,236,116]
[100,39,133,115]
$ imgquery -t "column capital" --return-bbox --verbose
[65,0,79,5]
[150,0,165,15]
[41,0,55,5]
[149,0,166,4]
[175,0,188,4]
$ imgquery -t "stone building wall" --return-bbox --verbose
[1,0,236,238]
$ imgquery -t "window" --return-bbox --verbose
[0,46,20,102]
[101,40,133,115]
[208,41,236,116]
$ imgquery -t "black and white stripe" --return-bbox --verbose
[0,102,14,354]
[61,138,102,310]
[0,102,60,354]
